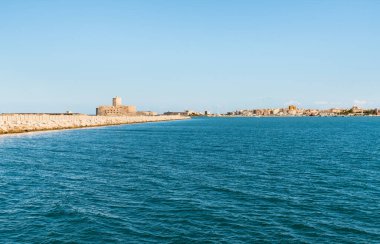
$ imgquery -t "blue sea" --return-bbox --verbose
[0,117,379,243]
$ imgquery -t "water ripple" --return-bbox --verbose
[0,117,379,243]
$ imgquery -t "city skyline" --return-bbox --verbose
[1,1,379,114]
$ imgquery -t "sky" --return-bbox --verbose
[0,0,379,114]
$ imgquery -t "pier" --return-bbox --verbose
[0,114,189,135]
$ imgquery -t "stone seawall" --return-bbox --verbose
[0,114,190,135]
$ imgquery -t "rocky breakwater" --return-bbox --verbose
[0,114,190,135]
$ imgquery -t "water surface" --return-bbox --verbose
[0,117,379,243]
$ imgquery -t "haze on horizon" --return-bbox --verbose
[0,0,379,114]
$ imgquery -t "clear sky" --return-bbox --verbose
[1,0,379,114]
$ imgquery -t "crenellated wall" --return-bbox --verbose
[0,114,190,134]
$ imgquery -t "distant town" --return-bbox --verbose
[2,97,379,118]
[164,105,380,117]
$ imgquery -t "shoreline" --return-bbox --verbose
[0,115,190,136]
[199,115,380,118]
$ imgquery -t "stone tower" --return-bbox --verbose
[96,97,137,116]
[113,96,122,107]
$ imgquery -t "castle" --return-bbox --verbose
[96,97,137,116]
[96,97,157,116]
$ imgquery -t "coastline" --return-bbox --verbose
[0,114,190,136]
[199,115,380,118]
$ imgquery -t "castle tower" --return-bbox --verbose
[112,96,122,107]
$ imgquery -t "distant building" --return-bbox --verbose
[288,105,297,111]
[163,111,186,116]
[272,109,280,115]
[330,108,343,114]
[351,106,364,115]
[375,109,380,116]
[96,97,137,116]
[163,110,203,116]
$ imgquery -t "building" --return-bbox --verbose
[163,111,187,116]
[351,106,364,115]
[163,110,203,116]
[185,110,204,116]
[272,109,280,115]
[330,108,343,114]
[96,97,137,116]
[375,109,380,116]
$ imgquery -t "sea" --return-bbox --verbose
[0,117,379,243]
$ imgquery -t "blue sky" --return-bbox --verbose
[0,0,379,114]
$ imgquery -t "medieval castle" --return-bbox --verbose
[96,97,156,116]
